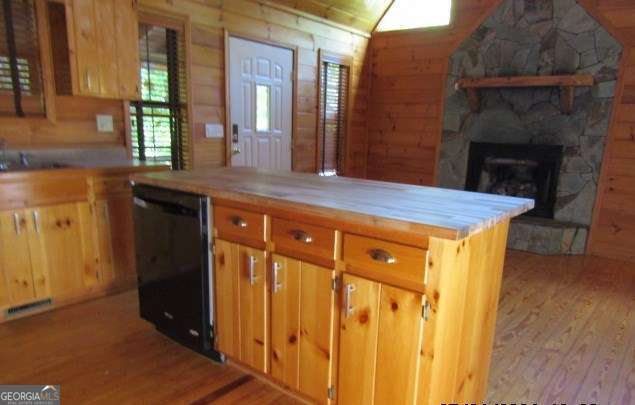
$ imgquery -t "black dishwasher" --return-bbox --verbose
[132,185,221,361]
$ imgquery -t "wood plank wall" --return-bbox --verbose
[0,96,125,148]
[366,0,635,262]
[366,0,502,185]
[580,0,635,263]
[139,0,371,174]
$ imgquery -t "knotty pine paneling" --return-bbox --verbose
[0,96,125,148]
[366,0,502,185]
[141,0,370,174]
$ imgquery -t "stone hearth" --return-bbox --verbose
[439,0,622,255]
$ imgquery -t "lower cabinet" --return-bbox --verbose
[93,195,137,285]
[270,254,336,403]
[338,273,425,405]
[0,209,42,305]
[214,239,267,373]
[0,202,100,307]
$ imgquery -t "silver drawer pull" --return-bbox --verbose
[290,229,313,244]
[189,329,200,337]
[230,215,248,228]
[368,249,396,264]
[32,211,41,234]
[272,262,283,293]
[13,212,21,235]
[163,311,174,320]
[247,255,258,285]
[344,283,356,318]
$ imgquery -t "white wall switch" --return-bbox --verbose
[205,123,224,139]
[96,114,114,133]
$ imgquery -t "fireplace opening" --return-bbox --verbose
[465,142,563,218]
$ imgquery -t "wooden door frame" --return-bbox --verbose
[224,30,299,170]
[316,49,354,176]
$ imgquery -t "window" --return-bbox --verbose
[0,0,44,117]
[131,23,189,169]
[318,60,349,176]
[256,84,270,132]
[376,0,452,32]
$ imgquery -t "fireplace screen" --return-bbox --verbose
[465,142,563,218]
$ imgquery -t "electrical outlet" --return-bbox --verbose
[96,114,114,133]
[205,123,224,139]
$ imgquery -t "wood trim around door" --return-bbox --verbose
[224,30,299,170]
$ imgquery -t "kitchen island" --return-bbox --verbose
[131,167,533,404]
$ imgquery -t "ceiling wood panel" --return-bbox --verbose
[267,0,393,32]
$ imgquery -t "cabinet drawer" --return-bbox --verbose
[343,234,428,292]
[271,218,335,264]
[214,206,265,248]
[92,175,132,197]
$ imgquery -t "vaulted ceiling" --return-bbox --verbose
[268,0,394,33]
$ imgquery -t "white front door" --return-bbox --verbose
[228,36,293,170]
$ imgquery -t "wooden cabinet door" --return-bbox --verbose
[93,0,118,97]
[238,245,267,372]
[373,284,425,404]
[214,239,241,357]
[270,254,336,403]
[71,0,101,95]
[0,210,36,305]
[337,273,381,404]
[114,0,140,99]
[338,274,425,404]
[31,203,98,297]
[104,195,136,284]
[93,199,115,284]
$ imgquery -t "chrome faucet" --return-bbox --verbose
[19,151,29,167]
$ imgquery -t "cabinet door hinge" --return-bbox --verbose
[422,299,431,321]
[327,385,336,400]
[331,275,341,291]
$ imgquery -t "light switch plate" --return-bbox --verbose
[96,114,114,133]
[205,123,224,139]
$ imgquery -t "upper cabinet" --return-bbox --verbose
[47,0,140,100]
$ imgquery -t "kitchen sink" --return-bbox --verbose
[0,161,73,172]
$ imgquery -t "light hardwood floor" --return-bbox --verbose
[0,251,633,404]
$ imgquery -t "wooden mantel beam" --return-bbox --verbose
[455,75,595,115]
[456,75,594,89]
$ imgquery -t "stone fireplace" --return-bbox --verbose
[439,0,622,255]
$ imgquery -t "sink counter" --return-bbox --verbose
[132,167,533,240]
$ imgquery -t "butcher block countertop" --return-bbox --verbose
[131,167,534,240]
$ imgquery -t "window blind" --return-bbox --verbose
[0,0,44,117]
[131,23,189,169]
[318,61,349,176]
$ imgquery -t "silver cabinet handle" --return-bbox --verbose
[163,311,174,320]
[368,249,396,264]
[32,211,40,233]
[290,229,313,244]
[13,212,21,235]
[272,262,283,293]
[247,255,258,285]
[231,215,248,228]
[343,283,356,318]
[189,329,200,337]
